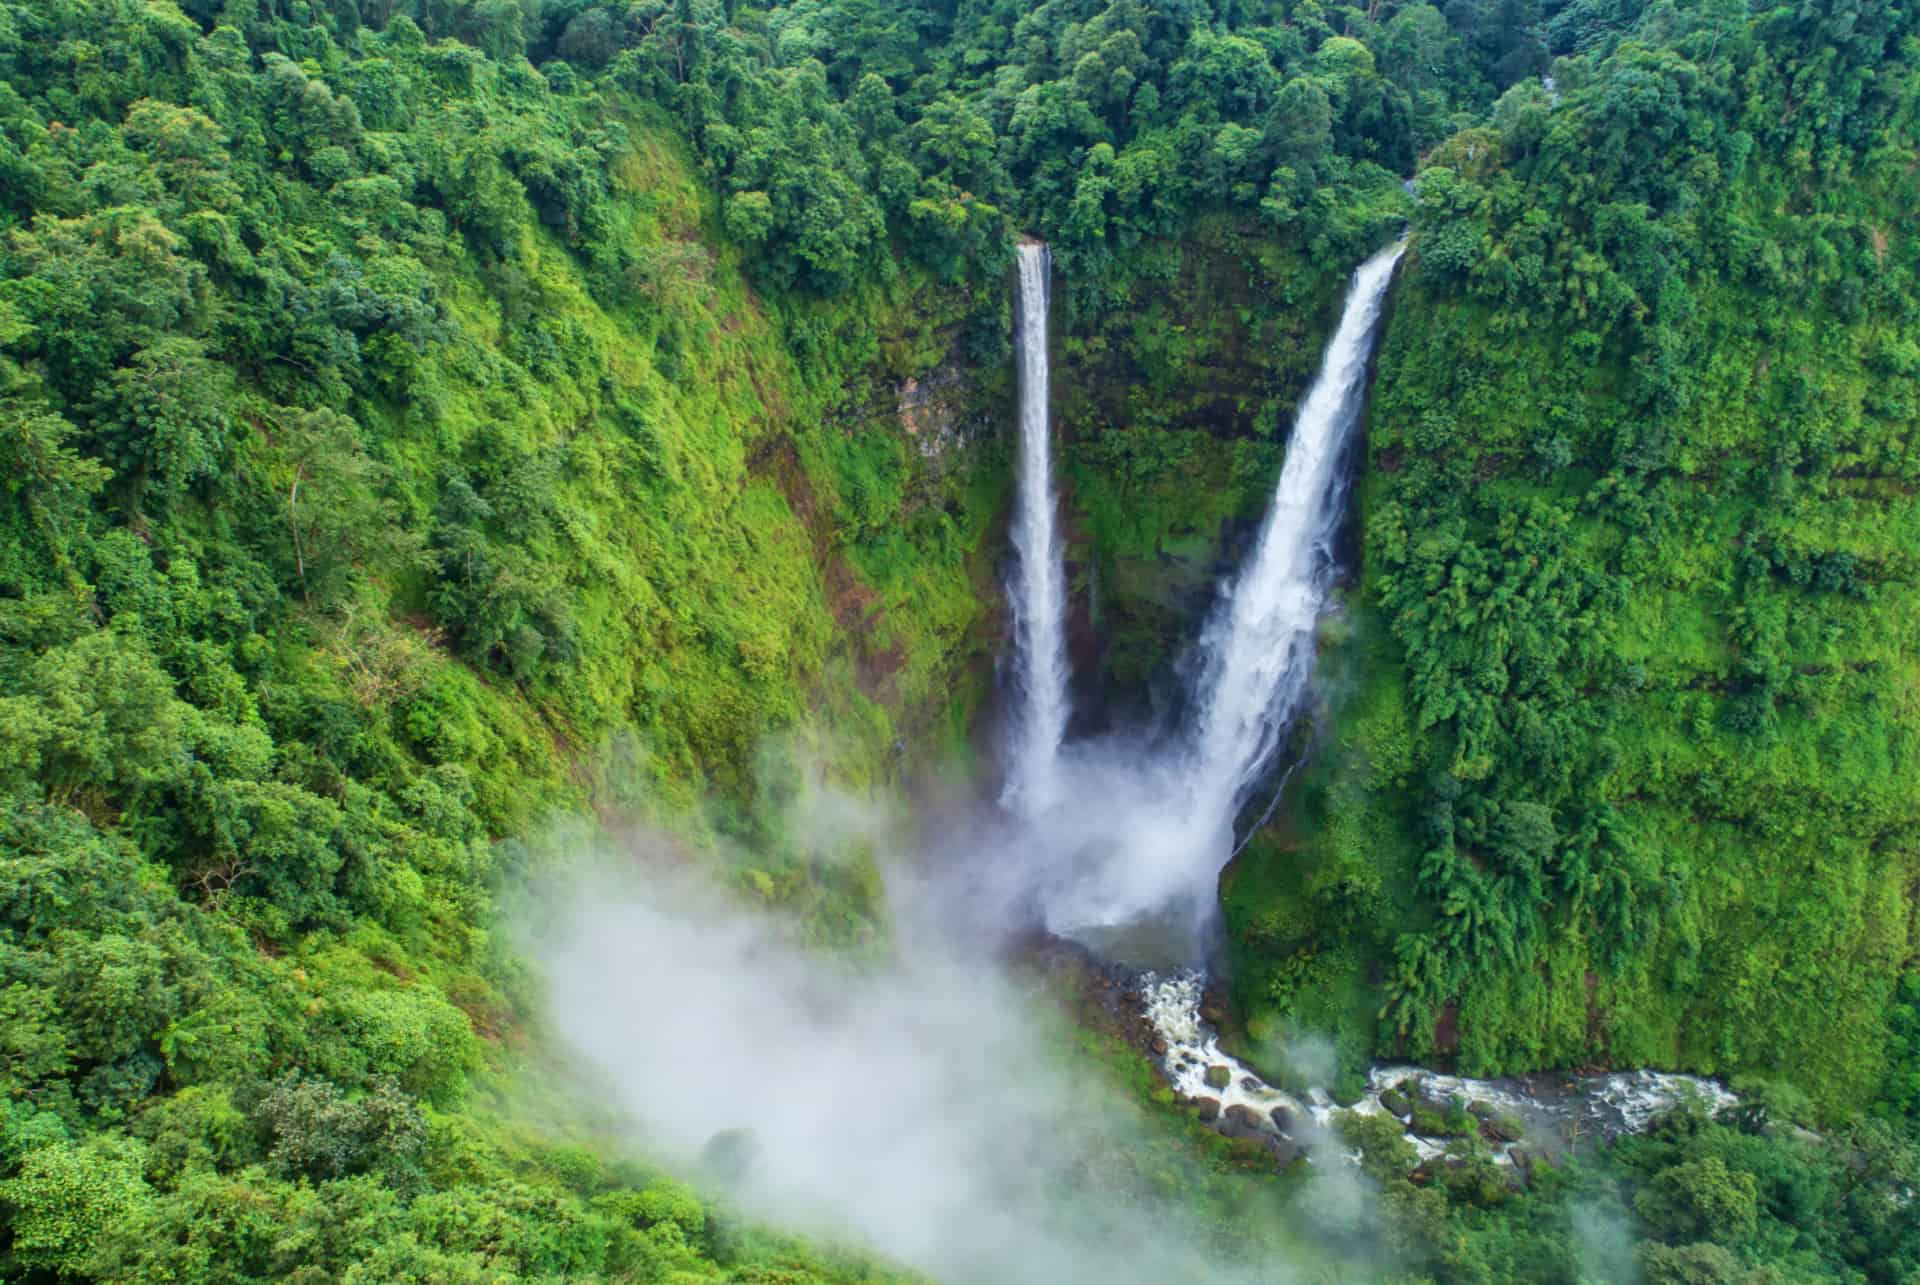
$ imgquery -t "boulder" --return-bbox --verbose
[1379,1088,1414,1119]
[1266,1135,1303,1169]
[1505,1148,1535,1189]
[1204,1064,1233,1090]
[1482,1113,1526,1144]
[1221,1104,1268,1138]
[1192,1097,1222,1123]
[1269,1104,1295,1132]
[1410,1107,1471,1139]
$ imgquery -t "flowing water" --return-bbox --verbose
[1016,242,1407,951]
[1140,972,1738,1166]
[1182,240,1406,829]
[1001,241,1072,819]
[990,240,1737,1163]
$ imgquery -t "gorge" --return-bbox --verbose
[1,2,1915,1282]
[1000,239,1408,959]
[996,234,1736,1187]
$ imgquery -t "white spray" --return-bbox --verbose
[1001,240,1073,819]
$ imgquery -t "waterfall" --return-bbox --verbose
[1014,241,1404,959]
[1182,240,1406,832]
[1001,241,1072,818]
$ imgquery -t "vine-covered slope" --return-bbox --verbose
[0,7,1001,1276]
[1226,6,1920,1121]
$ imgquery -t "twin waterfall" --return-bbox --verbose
[1001,242,1073,819]
[1000,239,1406,947]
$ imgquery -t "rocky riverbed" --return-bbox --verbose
[1139,971,1739,1175]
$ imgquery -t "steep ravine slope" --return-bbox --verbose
[0,19,1004,1274]
[1222,49,1920,1116]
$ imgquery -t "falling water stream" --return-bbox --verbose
[1182,240,1406,831]
[1016,241,1408,948]
[1001,240,1072,820]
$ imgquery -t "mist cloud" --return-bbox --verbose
[527,830,1328,1285]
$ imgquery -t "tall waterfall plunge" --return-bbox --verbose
[1001,241,1072,819]
[1011,241,1405,959]
[1182,239,1407,828]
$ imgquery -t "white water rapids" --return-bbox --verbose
[1000,241,1072,820]
[1141,972,1738,1167]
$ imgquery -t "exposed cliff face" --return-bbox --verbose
[1044,222,1353,725]
[896,365,983,473]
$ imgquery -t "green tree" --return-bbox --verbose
[1635,1156,1761,1245]
[0,1137,152,1276]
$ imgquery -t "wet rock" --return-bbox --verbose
[1204,1064,1232,1090]
[1150,1035,1168,1056]
[1221,1105,1269,1138]
[1506,1148,1535,1188]
[1269,1104,1295,1132]
[1192,1097,1222,1123]
[1379,1088,1414,1119]
[1239,1075,1262,1091]
[1266,1135,1302,1169]
[1482,1113,1526,1144]
[1410,1106,1472,1139]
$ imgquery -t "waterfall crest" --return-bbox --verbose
[1182,240,1406,828]
[1002,241,1072,818]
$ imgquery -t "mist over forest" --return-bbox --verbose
[0,0,1916,1281]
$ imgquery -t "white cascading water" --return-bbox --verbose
[1019,241,1405,955]
[1001,241,1072,819]
[1182,240,1406,829]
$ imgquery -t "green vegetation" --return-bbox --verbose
[1225,0,1920,1138]
[1357,1095,1920,1284]
[0,0,1005,1274]
[2,0,1918,1279]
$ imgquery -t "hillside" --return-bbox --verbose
[1224,9,1920,1122]
[2,1,1918,1282]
